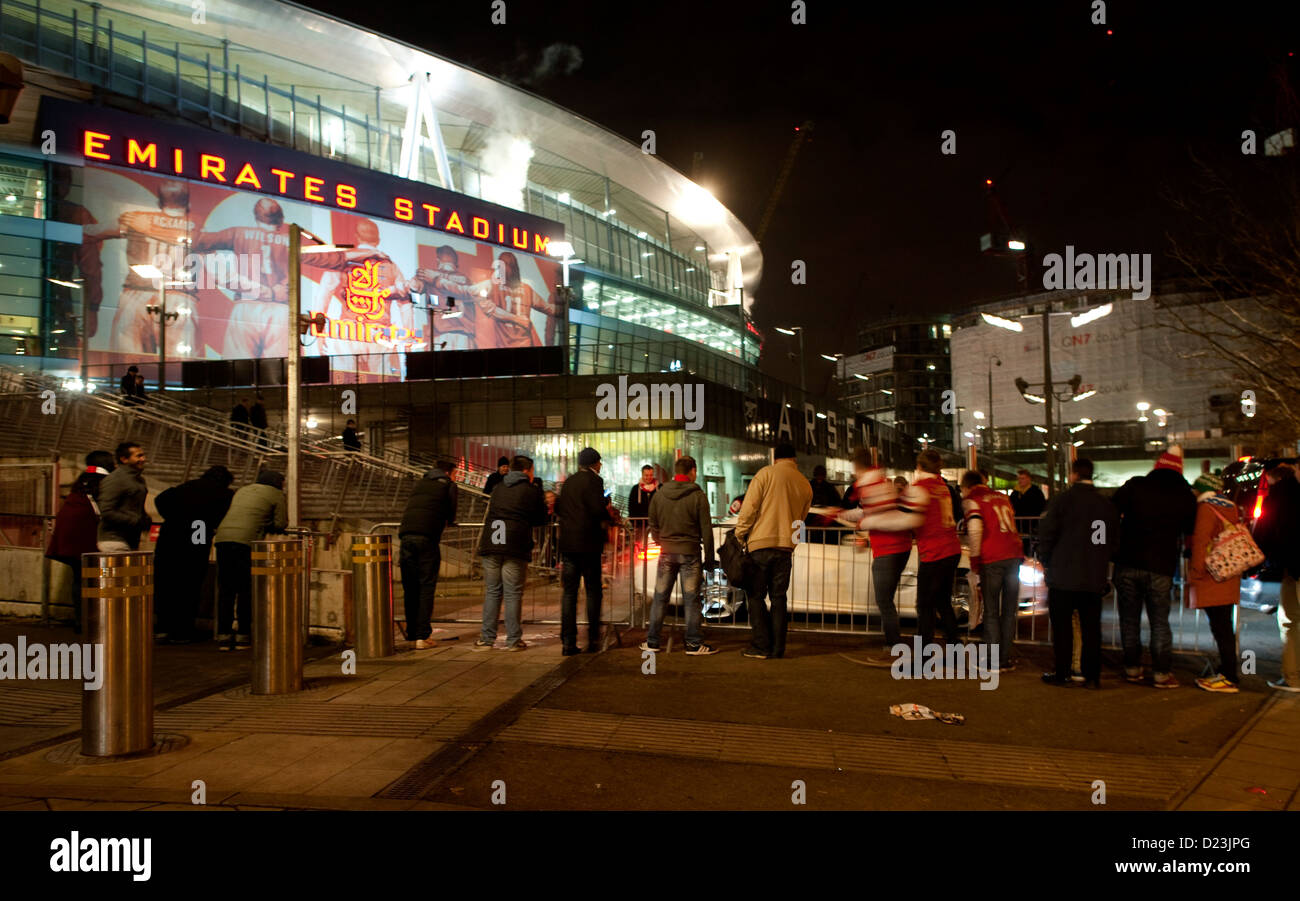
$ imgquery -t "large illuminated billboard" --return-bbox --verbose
[40,98,565,381]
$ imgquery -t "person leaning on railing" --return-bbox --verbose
[211,469,288,652]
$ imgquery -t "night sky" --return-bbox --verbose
[298,0,1298,386]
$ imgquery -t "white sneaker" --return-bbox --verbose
[415,638,438,650]
[1268,678,1300,693]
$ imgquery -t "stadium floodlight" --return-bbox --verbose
[548,241,576,258]
[1136,401,1150,411]
[1070,303,1113,328]
[981,312,1024,332]
[1015,377,1046,404]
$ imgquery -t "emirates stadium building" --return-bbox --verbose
[0,0,904,509]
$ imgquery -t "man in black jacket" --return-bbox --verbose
[483,457,510,494]
[154,465,234,643]
[1039,458,1119,688]
[1255,463,1300,692]
[641,456,719,655]
[1112,446,1197,688]
[474,455,548,651]
[398,461,459,648]
[555,447,613,655]
[627,464,658,550]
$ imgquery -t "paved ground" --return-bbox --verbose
[0,612,1295,811]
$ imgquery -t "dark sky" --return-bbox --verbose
[298,0,1298,385]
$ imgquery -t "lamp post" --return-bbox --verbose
[132,266,192,393]
[987,353,1001,451]
[775,325,805,395]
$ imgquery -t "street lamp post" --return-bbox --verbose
[288,224,302,529]
[775,325,805,395]
[987,353,1001,450]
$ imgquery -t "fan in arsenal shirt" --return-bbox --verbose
[467,251,559,348]
[192,197,291,359]
[84,179,201,358]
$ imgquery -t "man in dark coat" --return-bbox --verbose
[97,441,149,551]
[1038,458,1119,688]
[475,455,549,651]
[555,447,614,655]
[805,464,844,544]
[153,465,234,643]
[230,397,251,438]
[398,461,459,648]
[483,456,511,494]
[1008,468,1047,557]
[46,450,115,634]
[1254,463,1300,691]
[1111,445,1198,688]
[249,395,269,449]
[119,365,139,400]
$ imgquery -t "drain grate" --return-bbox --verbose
[497,709,1209,800]
[44,733,190,766]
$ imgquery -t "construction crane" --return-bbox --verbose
[980,177,1030,290]
[754,120,813,243]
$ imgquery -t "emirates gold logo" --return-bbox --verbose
[345,259,391,321]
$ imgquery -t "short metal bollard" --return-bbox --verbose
[250,538,304,695]
[351,533,394,658]
[81,550,154,757]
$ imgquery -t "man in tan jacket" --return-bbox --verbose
[734,443,813,658]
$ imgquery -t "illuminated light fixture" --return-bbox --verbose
[637,231,648,239]
[4,194,14,202]
[816,412,827,419]
[1079,417,1092,424]
[881,389,894,395]
[981,312,1024,332]
[820,353,839,362]
[548,241,575,258]
[774,326,798,336]
[442,310,463,319]
[51,328,66,334]
[1137,415,1149,422]
[305,417,318,429]
[964,431,974,438]
[641,252,652,258]
[130,264,166,280]
[1136,401,1150,411]
[175,343,191,353]
[1007,239,1026,251]
[677,184,726,227]
[685,267,695,273]
[557,192,570,203]
[299,243,355,254]
[854,373,870,381]
[1069,423,1088,433]
[1152,408,1167,417]
[1072,389,1096,401]
[694,244,705,251]
[926,363,936,371]
[47,278,83,289]
[1073,440,1085,447]
[972,410,985,420]
[1070,303,1112,328]
[1033,425,1048,434]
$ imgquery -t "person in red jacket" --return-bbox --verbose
[860,448,962,651]
[961,470,1024,671]
[46,451,116,634]
[837,448,913,665]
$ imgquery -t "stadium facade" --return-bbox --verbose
[0,0,919,508]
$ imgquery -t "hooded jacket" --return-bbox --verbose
[648,479,715,562]
[1112,467,1197,576]
[213,479,288,546]
[155,474,234,557]
[1255,473,1300,579]
[399,468,459,539]
[47,468,111,560]
[478,470,549,560]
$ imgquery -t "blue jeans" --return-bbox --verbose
[480,555,526,646]
[871,550,908,646]
[646,553,704,649]
[1115,566,1174,674]
[981,557,1022,663]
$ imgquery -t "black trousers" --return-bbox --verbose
[1049,588,1102,681]
[400,534,441,642]
[215,542,252,638]
[916,553,961,647]
[561,551,603,650]
[747,547,793,657]
[155,543,210,640]
[52,556,83,634]
[1204,605,1238,683]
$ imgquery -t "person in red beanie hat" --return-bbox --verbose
[1112,445,1197,688]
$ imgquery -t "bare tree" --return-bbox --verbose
[1164,141,1300,453]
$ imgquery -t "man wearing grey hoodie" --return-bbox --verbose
[212,469,288,650]
[641,456,719,655]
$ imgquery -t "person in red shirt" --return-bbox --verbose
[192,197,291,359]
[961,470,1023,671]
[859,448,962,650]
[838,448,913,665]
[45,450,116,635]
[468,252,558,348]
